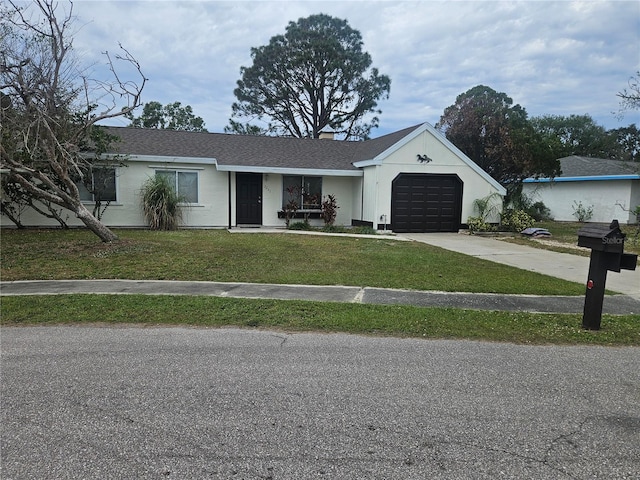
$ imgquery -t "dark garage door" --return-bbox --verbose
[391,173,463,233]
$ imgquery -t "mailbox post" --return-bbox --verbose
[577,220,638,330]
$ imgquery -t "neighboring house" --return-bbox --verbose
[1,122,506,233]
[523,156,640,224]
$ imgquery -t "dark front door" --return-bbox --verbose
[391,173,463,233]
[236,173,263,225]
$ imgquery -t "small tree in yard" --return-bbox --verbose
[0,0,146,242]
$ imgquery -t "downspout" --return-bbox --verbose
[374,165,379,229]
[360,175,364,221]
[228,172,232,229]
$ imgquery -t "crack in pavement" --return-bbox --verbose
[270,333,288,347]
[420,434,581,478]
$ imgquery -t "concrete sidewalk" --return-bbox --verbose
[401,233,640,300]
[2,279,639,315]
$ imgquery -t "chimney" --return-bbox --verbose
[319,130,335,140]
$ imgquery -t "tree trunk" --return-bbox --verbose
[73,202,119,242]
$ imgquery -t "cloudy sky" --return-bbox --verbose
[67,0,639,136]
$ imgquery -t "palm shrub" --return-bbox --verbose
[140,175,184,230]
[467,192,501,232]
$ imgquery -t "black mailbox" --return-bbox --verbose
[577,223,625,253]
[577,219,638,330]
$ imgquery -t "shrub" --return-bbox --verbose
[282,185,300,228]
[321,224,347,233]
[507,189,551,221]
[500,209,535,232]
[321,194,339,226]
[140,175,184,230]
[351,225,377,235]
[632,205,640,225]
[288,221,312,230]
[467,216,496,233]
[572,201,593,222]
[530,201,552,221]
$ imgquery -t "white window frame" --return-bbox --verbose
[152,167,201,205]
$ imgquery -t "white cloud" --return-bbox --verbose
[67,0,639,133]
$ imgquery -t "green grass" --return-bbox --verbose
[2,294,638,346]
[2,228,637,346]
[1,228,586,295]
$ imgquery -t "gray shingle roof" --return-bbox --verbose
[103,125,424,171]
[558,156,639,177]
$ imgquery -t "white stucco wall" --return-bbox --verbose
[259,173,360,227]
[1,160,230,229]
[522,179,639,224]
[2,165,364,230]
[359,128,504,228]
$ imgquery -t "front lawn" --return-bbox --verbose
[0,228,586,295]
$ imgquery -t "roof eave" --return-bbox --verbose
[352,159,382,168]
[215,164,363,177]
[104,153,218,165]
[524,175,640,183]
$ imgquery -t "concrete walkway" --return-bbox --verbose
[401,233,640,300]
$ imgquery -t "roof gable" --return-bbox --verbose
[352,122,506,194]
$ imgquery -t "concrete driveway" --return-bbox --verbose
[2,326,639,479]
[401,233,640,300]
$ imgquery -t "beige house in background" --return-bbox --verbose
[1,123,506,232]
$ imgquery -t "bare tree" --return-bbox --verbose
[0,0,146,242]
[617,71,640,114]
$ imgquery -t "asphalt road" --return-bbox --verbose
[2,326,639,479]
